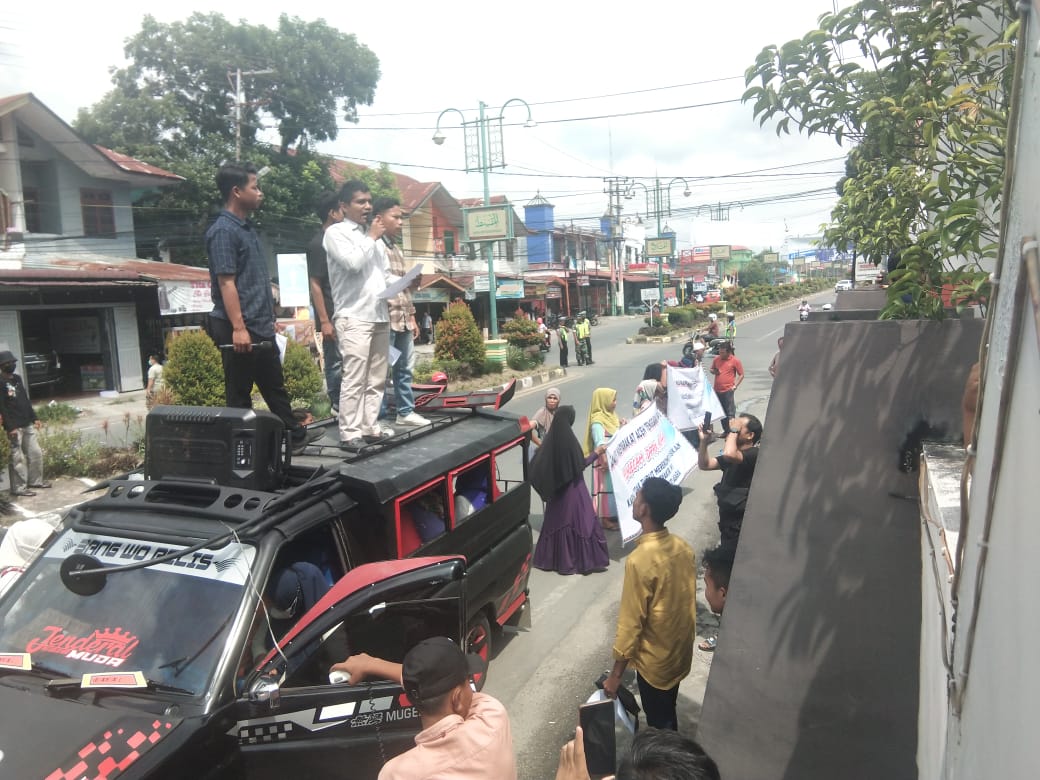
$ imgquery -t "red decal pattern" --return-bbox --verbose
[45,719,176,780]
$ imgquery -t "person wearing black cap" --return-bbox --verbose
[330,637,516,779]
[0,351,49,497]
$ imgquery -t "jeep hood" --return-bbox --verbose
[0,683,182,778]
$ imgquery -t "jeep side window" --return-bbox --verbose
[493,439,527,495]
[281,598,461,688]
[397,480,448,556]
[451,459,492,524]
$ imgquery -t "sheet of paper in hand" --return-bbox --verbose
[606,405,698,544]
[667,366,725,430]
[377,264,423,299]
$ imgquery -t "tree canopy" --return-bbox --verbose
[743,0,1016,318]
[74,13,388,264]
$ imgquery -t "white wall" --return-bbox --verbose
[944,11,1040,779]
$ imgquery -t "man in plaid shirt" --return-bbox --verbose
[374,196,429,427]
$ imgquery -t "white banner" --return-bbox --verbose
[606,406,698,544]
[667,366,725,431]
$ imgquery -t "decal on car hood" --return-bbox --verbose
[44,716,180,780]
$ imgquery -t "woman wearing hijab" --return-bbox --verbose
[633,362,668,414]
[530,406,609,575]
[585,387,623,530]
[530,387,560,447]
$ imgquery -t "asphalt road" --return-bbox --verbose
[487,296,832,778]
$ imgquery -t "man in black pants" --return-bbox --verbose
[602,478,697,730]
[205,162,321,454]
[698,413,762,550]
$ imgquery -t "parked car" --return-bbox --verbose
[22,347,62,393]
[627,303,660,316]
[835,279,854,292]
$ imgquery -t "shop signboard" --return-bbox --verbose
[496,280,524,299]
[546,285,562,299]
[413,288,449,303]
[473,275,491,293]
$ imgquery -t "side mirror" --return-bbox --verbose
[248,677,281,710]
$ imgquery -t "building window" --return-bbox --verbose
[443,230,456,256]
[506,239,515,263]
[23,187,41,233]
[80,189,116,238]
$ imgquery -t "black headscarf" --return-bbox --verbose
[529,406,586,501]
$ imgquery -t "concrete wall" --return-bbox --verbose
[697,317,983,780]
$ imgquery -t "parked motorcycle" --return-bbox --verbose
[539,331,552,352]
[576,310,600,326]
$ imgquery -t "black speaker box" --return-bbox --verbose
[145,406,288,491]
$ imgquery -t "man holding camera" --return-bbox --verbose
[699,413,762,550]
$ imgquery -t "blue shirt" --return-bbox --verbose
[206,210,276,337]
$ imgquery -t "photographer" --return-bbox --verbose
[698,414,762,550]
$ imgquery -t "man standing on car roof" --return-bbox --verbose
[0,351,50,497]
[307,191,345,412]
[331,637,516,779]
[374,196,430,429]
[205,162,320,455]
[324,180,396,451]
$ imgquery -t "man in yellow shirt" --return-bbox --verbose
[602,477,696,730]
[575,315,593,365]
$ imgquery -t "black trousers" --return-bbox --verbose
[716,389,736,430]
[637,672,680,730]
[559,344,568,367]
[208,316,302,438]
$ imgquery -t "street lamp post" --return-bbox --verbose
[625,177,690,308]
[433,99,535,339]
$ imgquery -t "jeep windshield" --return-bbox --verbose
[0,528,255,697]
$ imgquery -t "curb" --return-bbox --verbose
[517,367,567,390]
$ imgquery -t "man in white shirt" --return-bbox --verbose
[323,180,395,450]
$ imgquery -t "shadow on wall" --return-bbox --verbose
[697,318,982,780]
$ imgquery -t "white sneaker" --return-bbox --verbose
[378,423,395,437]
[396,411,431,427]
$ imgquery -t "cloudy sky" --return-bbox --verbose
[1,1,852,252]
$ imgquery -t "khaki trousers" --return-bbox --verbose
[335,317,389,441]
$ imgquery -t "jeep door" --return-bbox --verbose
[235,556,466,780]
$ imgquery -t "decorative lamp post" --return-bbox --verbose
[433,99,535,338]
[625,177,690,309]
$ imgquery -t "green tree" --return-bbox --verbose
[282,339,323,404]
[73,12,383,263]
[435,303,487,375]
[738,260,773,287]
[743,0,1013,318]
[163,330,225,407]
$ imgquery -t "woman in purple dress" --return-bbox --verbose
[530,406,610,575]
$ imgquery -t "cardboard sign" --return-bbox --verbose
[606,406,698,544]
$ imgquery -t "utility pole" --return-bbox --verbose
[603,175,631,316]
[231,67,275,161]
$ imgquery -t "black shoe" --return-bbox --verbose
[11,489,36,497]
[363,430,393,444]
[292,427,324,454]
[28,482,52,489]
[339,438,365,451]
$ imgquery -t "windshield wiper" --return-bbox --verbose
[43,676,194,696]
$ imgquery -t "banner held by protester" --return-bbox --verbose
[606,405,698,544]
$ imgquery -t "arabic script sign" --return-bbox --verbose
[463,205,513,241]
